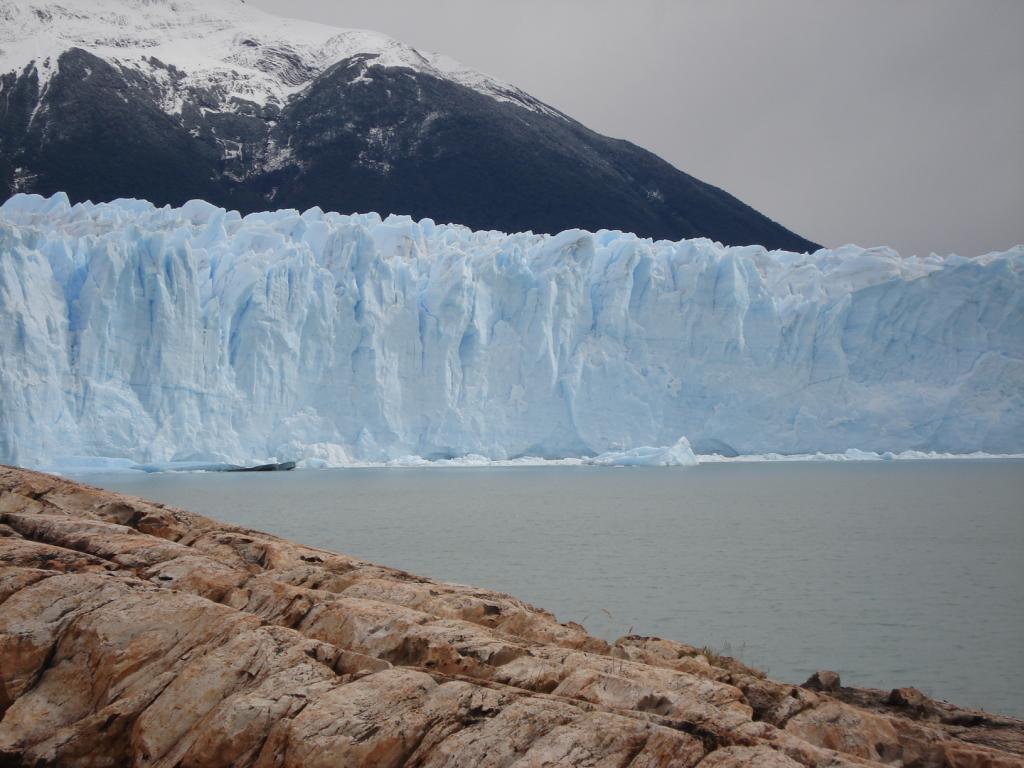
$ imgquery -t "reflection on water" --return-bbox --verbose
[83,459,1024,716]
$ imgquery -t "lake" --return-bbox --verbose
[80,459,1024,716]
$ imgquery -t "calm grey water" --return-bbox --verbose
[82,460,1024,716]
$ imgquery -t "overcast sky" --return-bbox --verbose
[250,0,1023,256]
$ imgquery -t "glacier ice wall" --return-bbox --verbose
[0,192,1021,466]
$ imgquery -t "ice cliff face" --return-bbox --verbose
[0,192,1021,467]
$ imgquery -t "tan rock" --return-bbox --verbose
[889,685,929,711]
[698,745,806,767]
[0,465,1021,768]
[802,669,842,693]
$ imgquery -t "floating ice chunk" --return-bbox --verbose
[587,438,698,467]
[282,441,353,468]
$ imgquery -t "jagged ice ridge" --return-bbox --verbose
[0,192,1021,468]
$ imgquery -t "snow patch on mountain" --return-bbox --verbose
[1,192,1021,468]
[0,0,555,117]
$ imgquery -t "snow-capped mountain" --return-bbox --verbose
[1,192,1020,468]
[0,0,818,250]
[0,0,560,118]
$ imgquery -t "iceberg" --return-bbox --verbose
[585,437,699,467]
[1,193,1021,468]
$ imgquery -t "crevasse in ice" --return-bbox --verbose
[1,193,1021,467]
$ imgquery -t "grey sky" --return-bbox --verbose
[249,0,1023,256]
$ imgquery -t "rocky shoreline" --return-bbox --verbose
[1,465,1021,767]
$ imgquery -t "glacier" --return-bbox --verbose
[0,192,1021,469]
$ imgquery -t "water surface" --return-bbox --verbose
[82,460,1024,716]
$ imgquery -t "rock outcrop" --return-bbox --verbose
[1,465,1021,767]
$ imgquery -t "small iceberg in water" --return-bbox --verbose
[585,437,698,467]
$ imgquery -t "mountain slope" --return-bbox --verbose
[0,0,819,250]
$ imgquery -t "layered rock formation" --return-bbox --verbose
[1,465,1021,767]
